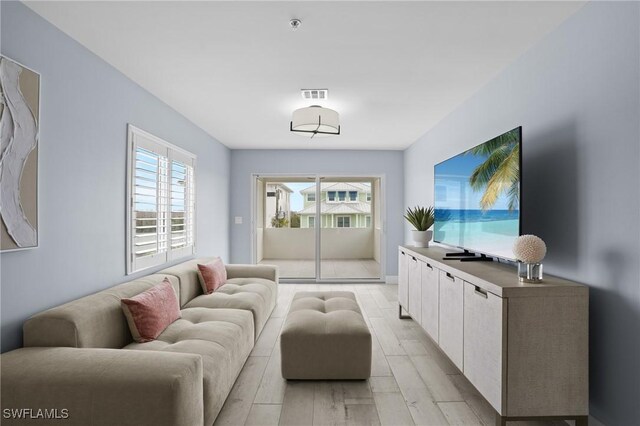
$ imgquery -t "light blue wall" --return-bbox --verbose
[230,150,404,276]
[404,2,640,424]
[0,2,230,352]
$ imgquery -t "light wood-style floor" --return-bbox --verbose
[259,260,381,280]
[214,284,567,426]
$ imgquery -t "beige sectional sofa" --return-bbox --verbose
[162,260,278,339]
[1,258,278,426]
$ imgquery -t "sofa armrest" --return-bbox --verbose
[225,264,279,283]
[1,347,204,426]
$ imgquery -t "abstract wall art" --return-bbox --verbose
[0,56,39,251]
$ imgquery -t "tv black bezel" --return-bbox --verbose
[433,126,523,261]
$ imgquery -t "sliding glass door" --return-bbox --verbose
[255,176,316,279]
[319,178,381,280]
[253,175,383,281]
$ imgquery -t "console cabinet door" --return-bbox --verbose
[438,270,464,370]
[408,256,422,323]
[463,282,505,414]
[398,250,409,310]
[420,261,439,343]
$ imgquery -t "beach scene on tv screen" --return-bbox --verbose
[434,128,520,260]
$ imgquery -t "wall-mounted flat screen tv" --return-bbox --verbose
[434,127,522,260]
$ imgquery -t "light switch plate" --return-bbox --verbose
[234,216,243,224]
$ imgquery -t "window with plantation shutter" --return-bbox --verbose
[169,154,195,260]
[127,125,196,274]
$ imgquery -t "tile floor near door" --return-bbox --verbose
[214,284,566,426]
[259,259,381,280]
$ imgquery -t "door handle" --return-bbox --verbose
[445,272,455,281]
[474,286,488,298]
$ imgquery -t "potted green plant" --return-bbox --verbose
[404,206,435,248]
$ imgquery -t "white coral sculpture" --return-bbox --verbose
[513,235,547,263]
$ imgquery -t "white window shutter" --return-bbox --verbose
[130,145,169,272]
[169,156,195,260]
[127,125,196,274]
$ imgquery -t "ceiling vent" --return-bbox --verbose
[301,89,328,101]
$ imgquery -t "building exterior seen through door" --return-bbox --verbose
[255,176,316,279]
[253,175,383,281]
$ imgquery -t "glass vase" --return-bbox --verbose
[518,262,543,283]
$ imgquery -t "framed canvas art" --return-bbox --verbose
[0,55,40,251]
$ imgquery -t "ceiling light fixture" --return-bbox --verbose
[290,105,340,138]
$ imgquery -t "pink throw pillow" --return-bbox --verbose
[197,258,227,294]
[121,278,181,343]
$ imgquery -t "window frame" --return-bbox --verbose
[308,216,315,228]
[348,191,358,202]
[336,215,351,228]
[366,192,372,202]
[126,125,197,275]
[337,191,347,202]
[307,192,316,202]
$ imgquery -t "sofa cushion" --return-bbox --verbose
[225,277,277,312]
[197,258,227,294]
[121,278,181,342]
[225,264,279,282]
[124,308,254,426]
[184,277,276,340]
[23,274,179,349]
[160,257,218,307]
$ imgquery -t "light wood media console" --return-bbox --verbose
[398,245,589,425]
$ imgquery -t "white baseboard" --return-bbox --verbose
[385,275,398,284]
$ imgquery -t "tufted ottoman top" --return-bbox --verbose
[282,291,369,337]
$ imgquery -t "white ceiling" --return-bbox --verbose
[25,1,585,150]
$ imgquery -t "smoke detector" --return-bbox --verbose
[289,19,302,31]
[301,89,328,101]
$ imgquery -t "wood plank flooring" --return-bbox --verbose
[214,284,566,426]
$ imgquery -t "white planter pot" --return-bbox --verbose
[411,230,433,248]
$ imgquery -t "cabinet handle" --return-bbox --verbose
[445,272,455,281]
[474,286,488,298]
[411,256,417,262]
[426,263,433,270]
[401,251,405,255]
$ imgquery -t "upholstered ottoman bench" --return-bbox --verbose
[280,291,371,379]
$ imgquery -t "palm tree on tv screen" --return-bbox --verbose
[468,129,520,211]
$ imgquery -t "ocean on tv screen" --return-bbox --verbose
[434,209,519,259]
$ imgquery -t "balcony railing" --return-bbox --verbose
[258,227,380,260]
